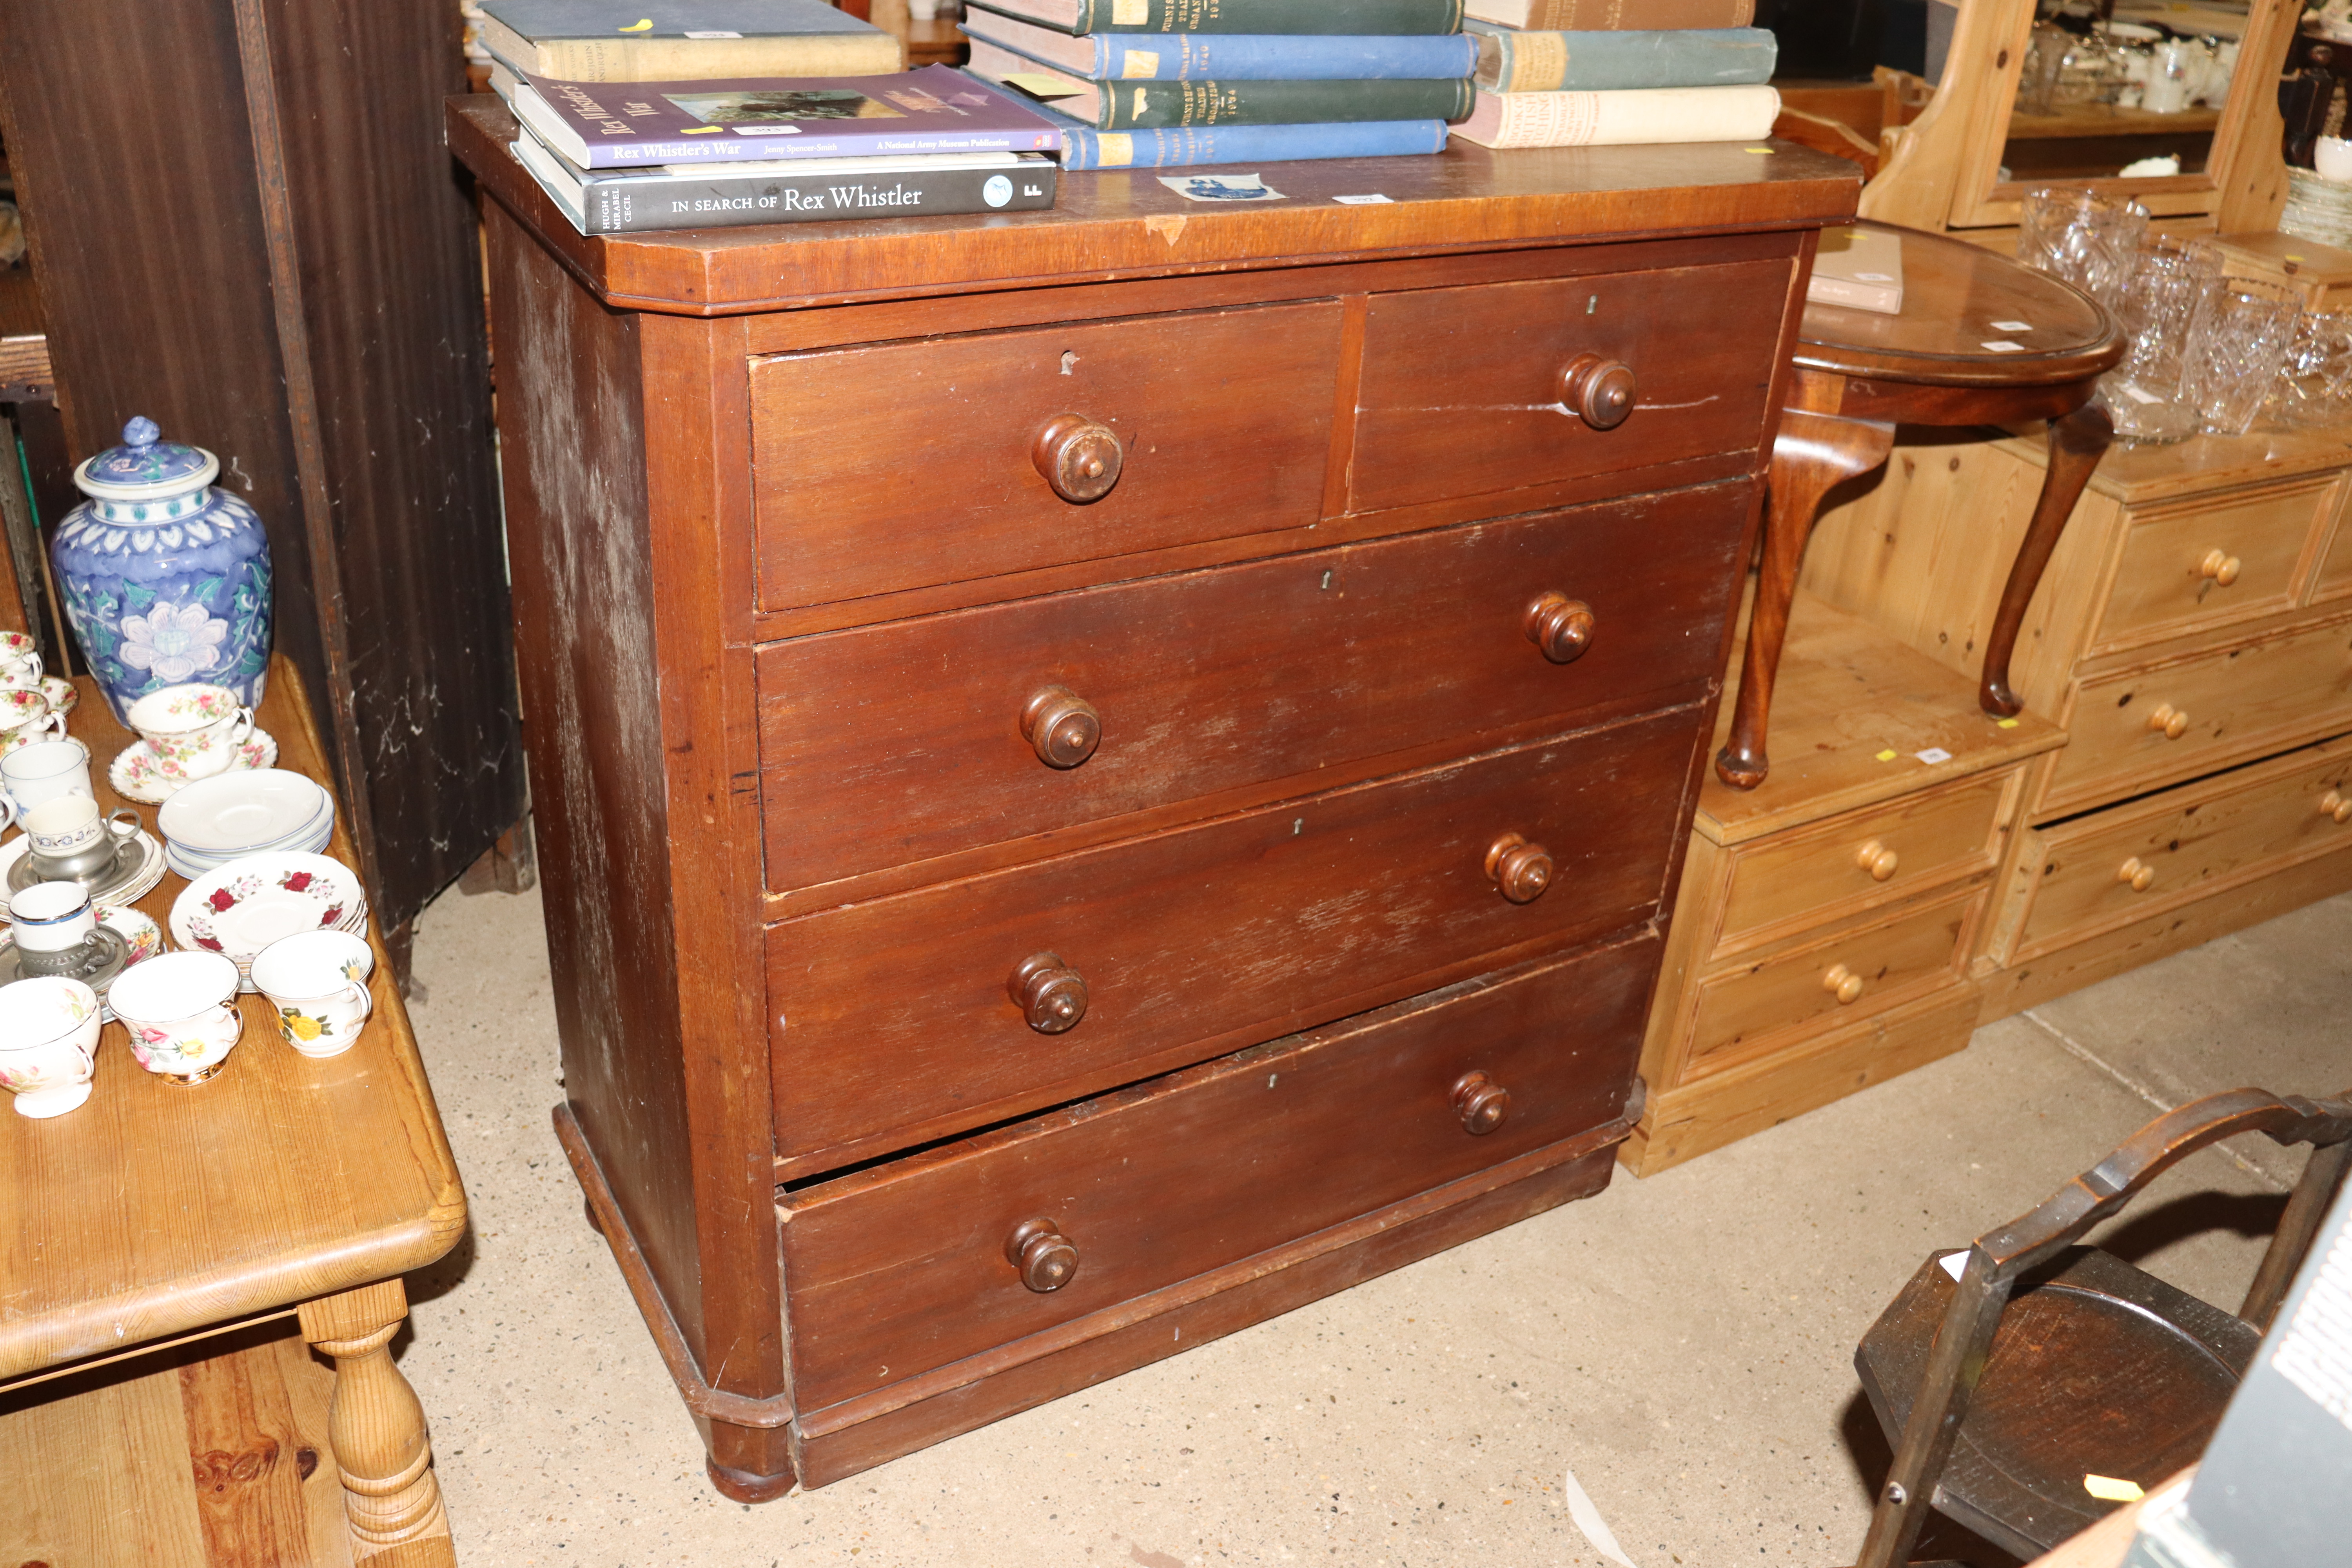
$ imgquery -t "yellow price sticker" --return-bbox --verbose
[1875,749,1898,762]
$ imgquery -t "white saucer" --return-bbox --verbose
[109,730,280,805]
[0,828,168,909]
[158,768,331,855]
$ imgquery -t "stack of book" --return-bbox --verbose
[482,0,1066,234]
[960,0,1473,170]
[1450,0,1781,151]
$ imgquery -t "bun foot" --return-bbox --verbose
[707,1453,797,1504]
[1714,741,1768,790]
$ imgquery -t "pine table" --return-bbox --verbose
[0,656,465,1567]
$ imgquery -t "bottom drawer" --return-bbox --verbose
[2015,735,2352,955]
[1683,887,1980,1075]
[778,933,1656,1416]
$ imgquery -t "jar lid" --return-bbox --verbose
[72,417,220,502]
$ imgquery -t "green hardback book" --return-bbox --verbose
[970,38,1471,127]
[963,0,1464,36]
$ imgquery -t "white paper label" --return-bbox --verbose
[1915,746,1953,764]
[1981,340,2027,353]
[1992,319,2034,331]
[1159,171,1284,202]
[1333,193,1393,204]
[1939,1250,1970,1281]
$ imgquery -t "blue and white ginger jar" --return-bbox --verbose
[52,417,272,722]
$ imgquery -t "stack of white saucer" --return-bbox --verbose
[157,769,336,880]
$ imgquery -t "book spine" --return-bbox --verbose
[583,164,1058,233]
[1081,33,1477,80]
[1074,0,1465,35]
[1455,83,1777,148]
[531,32,905,81]
[581,124,1062,166]
[1521,0,1754,28]
[1473,27,1775,94]
[1098,77,1472,129]
[1060,117,1447,168]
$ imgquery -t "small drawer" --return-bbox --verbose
[748,302,1343,610]
[1349,258,1789,515]
[757,481,1751,891]
[777,936,1653,1416]
[767,707,1702,1172]
[2092,481,2323,652]
[1713,770,2011,955]
[1684,887,1979,1074]
[2016,738,2352,955]
[2041,614,2352,816]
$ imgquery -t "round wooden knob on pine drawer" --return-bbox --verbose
[1021,686,1101,768]
[1009,952,1088,1034]
[2200,549,2243,587]
[1855,839,1900,882]
[1822,964,1866,1004]
[2324,790,2352,824]
[1450,1071,1511,1136]
[1032,414,1124,504]
[2118,857,2157,893]
[1485,833,1554,904]
[1005,1218,1079,1293]
[2147,703,2190,740]
[1558,352,1637,430]
[1524,592,1597,664]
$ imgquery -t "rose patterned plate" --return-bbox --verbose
[169,851,367,989]
[109,728,280,805]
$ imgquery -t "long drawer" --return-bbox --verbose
[768,706,1701,1171]
[778,935,1653,1416]
[749,302,1343,611]
[2040,612,2352,815]
[757,482,1750,891]
[2015,735,2352,955]
[1349,258,1789,515]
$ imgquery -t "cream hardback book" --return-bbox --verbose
[1807,226,1904,315]
[1451,82,1777,148]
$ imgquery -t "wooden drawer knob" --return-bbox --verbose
[1009,951,1088,1033]
[1524,592,1597,664]
[1559,352,1637,430]
[2147,703,2190,740]
[1855,839,1900,882]
[1005,1218,1079,1293]
[1021,686,1101,768]
[1450,1070,1511,1135]
[2200,549,2242,587]
[1485,833,1554,904]
[1033,414,1123,504]
[1822,963,1866,1004]
[2118,856,2157,892]
[2324,790,2352,824]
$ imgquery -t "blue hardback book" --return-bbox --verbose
[962,4,1477,80]
[1462,21,1775,93]
[1020,94,1446,169]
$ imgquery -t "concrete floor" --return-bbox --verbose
[396,882,2350,1568]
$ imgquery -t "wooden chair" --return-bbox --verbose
[1848,1086,2352,1568]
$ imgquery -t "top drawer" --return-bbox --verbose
[1349,258,1791,515]
[750,303,1343,611]
[2091,479,2330,654]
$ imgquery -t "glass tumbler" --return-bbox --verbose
[2270,309,2352,428]
[2178,278,2301,437]
[2102,236,2223,444]
[2017,186,2150,311]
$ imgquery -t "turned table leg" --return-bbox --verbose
[298,1279,454,1564]
[1715,410,1896,789]
[1979,399,2113,716]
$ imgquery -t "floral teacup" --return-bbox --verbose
[108,950,244,1085]
[0,689,66,755]
[252,929,374,1057]
[0,975,102,1117]
[0,630,40,691]
[125,682,255,783]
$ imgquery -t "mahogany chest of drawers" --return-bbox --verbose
[449,97,1856,1501]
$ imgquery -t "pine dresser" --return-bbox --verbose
[447,96,1858,1501]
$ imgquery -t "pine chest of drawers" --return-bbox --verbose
[450,97,1856,1501]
